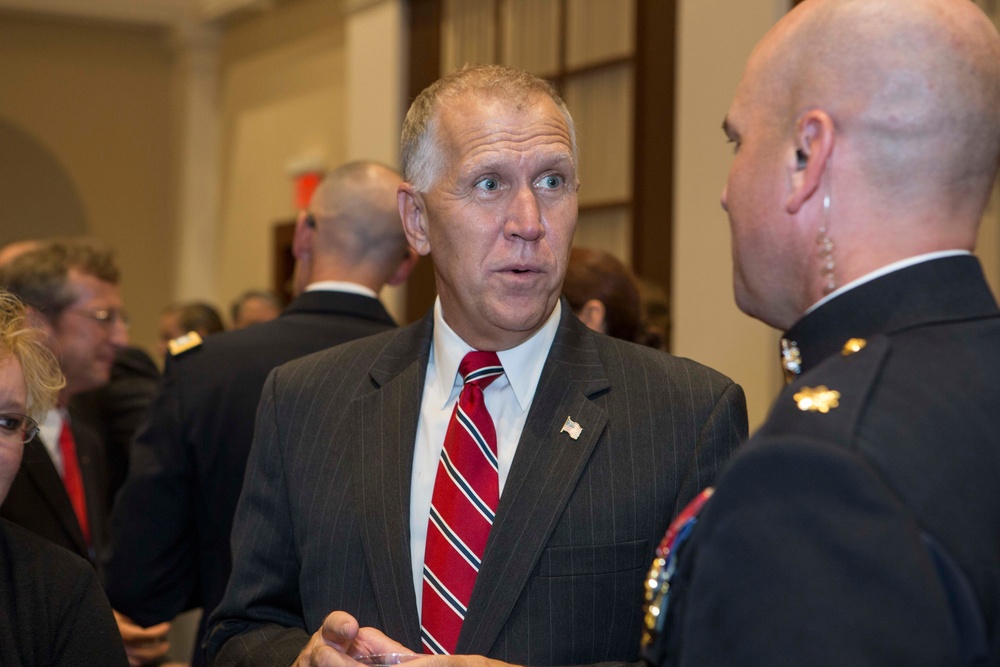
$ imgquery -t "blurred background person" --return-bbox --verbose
[107,160,417,667]
[0,287,128,665]
[156,301,226,360]
[229,289,282,329]
[1,239,159,525]
[0,239,171,666]
[563,246,663,347]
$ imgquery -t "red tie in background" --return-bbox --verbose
[58,420,90,545]
[421,351,504,655]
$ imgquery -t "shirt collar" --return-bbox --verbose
[305,281,377,299]
[431,297,562,411]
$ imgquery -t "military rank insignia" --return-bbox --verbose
[793,385,840,413]
[168,331,203,356]
[641,487,714,655]
[780,338,802,385]
[841,338,867,355]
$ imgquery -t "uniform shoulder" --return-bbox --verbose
[759,334,890,447]
[167,331,203,358]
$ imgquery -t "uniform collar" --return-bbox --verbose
[781,255,997,379]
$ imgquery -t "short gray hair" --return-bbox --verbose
[401,64,578,192]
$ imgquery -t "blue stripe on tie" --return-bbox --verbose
[440,450,495,524]
[429,504,482,569]
[423,564,467,617]
[420,628,449,655]
[456,406,499,470]
[464,365,503,383]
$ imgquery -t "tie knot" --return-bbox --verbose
[459,351,503,388]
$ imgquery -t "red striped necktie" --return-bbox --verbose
[421,351,504,655]
[58,419,91,546]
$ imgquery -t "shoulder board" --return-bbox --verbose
[760,334,890,446]
[168,331,203,356]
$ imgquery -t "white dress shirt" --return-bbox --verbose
[37,408,66,477]
[409,298,563,614]
[304,280,377,298]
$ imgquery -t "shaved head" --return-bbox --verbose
[723,0,1000,328]
[755,0,1000,211]
[291,161,412,295]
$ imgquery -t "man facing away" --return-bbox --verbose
[106,161,417,667]
[639,0,1000,665]
[208,65,748,667]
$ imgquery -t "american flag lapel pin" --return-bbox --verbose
[560,416,583,440]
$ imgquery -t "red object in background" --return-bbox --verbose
[294,171,323,210]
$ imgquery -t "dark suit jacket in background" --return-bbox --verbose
[208,301,748,666]
[72,345,160,508]
[0,415,109,567]
[106,290,398,666]
[0,518,128,666]
[653,256,1000,666]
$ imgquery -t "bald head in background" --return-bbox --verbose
[722,0,1000,329]
[0,240,41,267]
[292,161,415,296]
[642,1,1000,665]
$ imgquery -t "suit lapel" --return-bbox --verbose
[20,436,89,555]
[352,315,434,651]
[458,309,610,654]
[71,418,106,558]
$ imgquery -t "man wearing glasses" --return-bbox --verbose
[0,238,127,561]
[0,239,171,665]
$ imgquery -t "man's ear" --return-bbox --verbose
[786,109,835,215]
[576,299,607,334]
[292,210,314,260]
[398,184,431,256]
[386,247,420,287]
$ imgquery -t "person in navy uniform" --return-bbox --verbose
[640,0,1000,665]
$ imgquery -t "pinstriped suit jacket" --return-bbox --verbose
[208,303,747,666]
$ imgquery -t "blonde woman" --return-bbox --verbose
[0,288,127,665]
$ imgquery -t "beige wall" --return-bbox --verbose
[0,11,177,354]
[213,0,347,310]
[673,0,788,431]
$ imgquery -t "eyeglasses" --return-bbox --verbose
[67,308,130,328]
[0,413,40,444]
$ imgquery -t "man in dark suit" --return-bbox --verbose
[0,238,171,664]
[0,287,127,666]
[106,161,417,666]
[72,345,160,508]
[208,65,748,667]
[0,240,127,564]
[640,0,1000,665]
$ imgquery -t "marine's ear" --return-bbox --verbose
[786,109,835,215]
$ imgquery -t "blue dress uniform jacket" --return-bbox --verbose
[106,290,397,667]
[648,255,1000,666]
